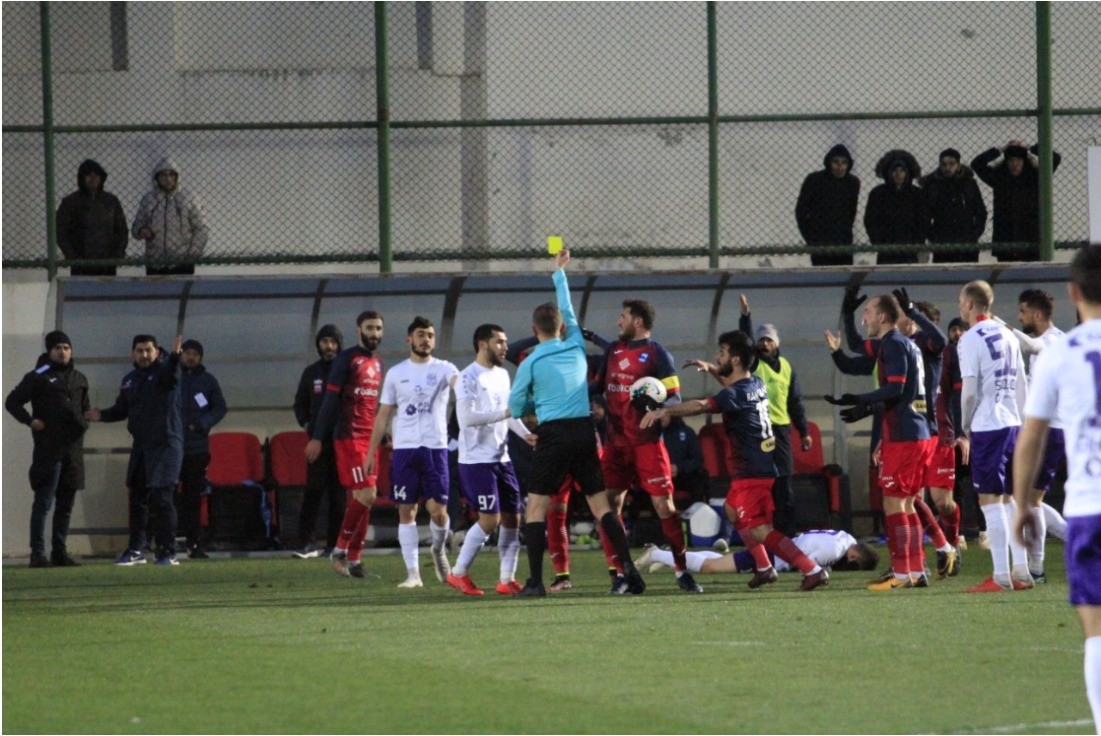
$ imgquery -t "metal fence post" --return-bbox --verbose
[375,2,392,274]
[40,2,58,281]
[707,1,719,269]
[1036,1,1054,262]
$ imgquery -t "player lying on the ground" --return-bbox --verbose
[636,529,879,578]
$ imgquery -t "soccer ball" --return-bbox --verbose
[629,376,667,406]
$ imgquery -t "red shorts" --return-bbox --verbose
[924,440,956,491]
[601,442,673,497]
[724,477,775,530]
[879,440,932,499]
[334,438,378,491]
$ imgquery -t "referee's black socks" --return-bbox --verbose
[599,512,638,576]
[524,521,547,585]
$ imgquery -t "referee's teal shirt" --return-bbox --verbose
[508,269,591,424]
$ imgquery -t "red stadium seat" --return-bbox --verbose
[697,422,733,497]
[207,432,279,548]
[269,430,309,488]
[791,422,851,530]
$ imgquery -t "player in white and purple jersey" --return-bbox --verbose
[638,529,878,576]
[365,316,459,588]
[446,324,533,597]
[1012,246,1101,733]
[957,280,1031,592]
[997,288,1066,582]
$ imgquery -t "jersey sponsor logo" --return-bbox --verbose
[426,372,439,387]
[618,358,631,370]
[760,437,776,452]
[606,383,631,393]
[405,404,418,416]
[639,353,649,363]
[367,365,377,378]
[912,399,927,413]
[313,378,324,395]
[354,387,379,398]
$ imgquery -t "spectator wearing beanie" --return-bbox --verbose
[5,330,90,567]
[177,338,227,558]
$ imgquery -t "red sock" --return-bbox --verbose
[337,495,368,550]
[885,512,911,577]
[908,513,925,575]
[346,504,372,563]
[547,506,570,576]
[939,504,961,547]
[737,527,773,570]
[764,530,817,575]
[660,515,687,572]
[915,498,948,549]
[598,515,624,575]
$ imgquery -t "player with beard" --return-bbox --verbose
[644,330,828,592]
[592,299,701,594]
[306,311,385,579]
[365,316,460,589]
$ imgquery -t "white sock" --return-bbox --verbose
[398,523,420,575]
[1086,637,1101,736]
[453,524,489,577]
[652,549,718,573]
[498,526,520,582]
[1028,506,1046,575]
[981,503,1010,581]
[1043,502,1067,540]
[430,521,449,553]
[1006,500,1030,575]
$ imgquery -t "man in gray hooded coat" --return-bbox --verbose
[131,157,208,276]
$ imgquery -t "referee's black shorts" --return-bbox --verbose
[529,416,604,497]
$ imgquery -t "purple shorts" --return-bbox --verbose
[1066,514,1101,606]
[457,462,522,516]
[1033,428,1065,493]
[390,447,449,506]
[969,426,1018,496]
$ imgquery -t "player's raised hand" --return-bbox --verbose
[173,335,184,354]
[824,330,841,352]
[683,358,717,375]
[554,249,570,270]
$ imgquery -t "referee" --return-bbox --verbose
[508,249,645,596]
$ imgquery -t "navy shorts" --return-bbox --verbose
[1066,514,1101,606]
[390,447,449,505]
[458,461,522,515]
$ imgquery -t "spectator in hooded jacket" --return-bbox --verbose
[132,157,208,276]
[86,334,184,566]
[5,331,90,567]
[292,324,346,558]
[971,140,1062,262]
[795,144,861,267]
[864,149,929,265]
[177,339,227,559]
[56,159,129,276]
[921,148,988,263]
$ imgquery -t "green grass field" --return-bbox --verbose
[2,543,1094,735]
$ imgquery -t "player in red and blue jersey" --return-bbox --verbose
[305,310,384,579]
[645,330,828,592]
[592,299,701,594]
[826,294,933,589]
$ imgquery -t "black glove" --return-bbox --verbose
[580,328,595,343]
[892,287,913,313]
[631,394,661,413]
[840,405,874,423]
[823,393,862,407]
[842,285,867,314]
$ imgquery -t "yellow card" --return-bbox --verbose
[547,236,563,255]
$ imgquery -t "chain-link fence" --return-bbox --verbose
[3,2,1099,273]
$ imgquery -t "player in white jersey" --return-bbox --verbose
[636,529,878,576]
[995,288,1066,582]
[366,316,459,588]
[956,279,1031,592]
[446,324,535,596]
[1012,246,1101,733]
